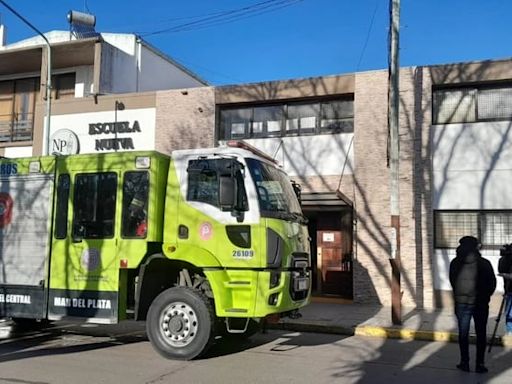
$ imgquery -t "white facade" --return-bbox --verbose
[244,134,354,177]
[49,108,156,155]
[433,120,512,210]
[100,33,205,94]
[432,120,512,292]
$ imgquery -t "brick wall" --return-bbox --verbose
[353,68,434,308]
[155,87,215,153]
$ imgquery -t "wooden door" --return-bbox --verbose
[315,211,353,298]
[317,230,343,295]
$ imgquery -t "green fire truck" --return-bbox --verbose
[0,142,311,360]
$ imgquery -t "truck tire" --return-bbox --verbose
[146,286,215,360]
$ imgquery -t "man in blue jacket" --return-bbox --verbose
[449,236,496,373]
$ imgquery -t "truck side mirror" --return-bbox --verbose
[219,175,236,211]
[291,180,302,203]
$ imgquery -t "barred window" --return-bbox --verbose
[478,88,512,120]
[433,89,476,124]
[433,84,512,124]
[434,210,512,249]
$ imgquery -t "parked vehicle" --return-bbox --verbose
[0,141,311,359]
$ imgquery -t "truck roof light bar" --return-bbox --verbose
[226,140,278,165]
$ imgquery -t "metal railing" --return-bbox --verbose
[0,113,34,142]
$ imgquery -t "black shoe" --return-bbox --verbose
[475,365,488,373]
[456,363,470,372]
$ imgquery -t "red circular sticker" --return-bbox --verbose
[0,193,13,228]
[199,222,213,241]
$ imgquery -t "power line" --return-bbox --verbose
[140,0,303,37]
[170,55,244,84]
[356,0,380,70]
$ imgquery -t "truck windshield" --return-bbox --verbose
[246,158,305,222]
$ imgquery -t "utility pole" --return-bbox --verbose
[388,0,401,325]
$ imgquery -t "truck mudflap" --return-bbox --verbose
[0,285,45,319]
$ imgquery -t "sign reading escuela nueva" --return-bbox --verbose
[50,108,156,155]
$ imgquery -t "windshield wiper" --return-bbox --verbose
[290,212,309,225]
[272,211,308,225]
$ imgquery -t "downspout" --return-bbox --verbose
[135,36,141,92]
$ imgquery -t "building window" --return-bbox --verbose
[72,172,117,239]
[0,77,39,142]
[219,97,354,140]
[433,84,512,124]
[434,210,512,249]
[54,73,76,100]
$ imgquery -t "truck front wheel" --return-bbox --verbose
[146,287,215,360]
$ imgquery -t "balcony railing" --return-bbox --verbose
[0,113,34,142]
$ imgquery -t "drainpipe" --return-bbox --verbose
[0,1,52,155]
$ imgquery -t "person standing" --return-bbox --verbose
[449,236,496,373]
[498,244,512,335]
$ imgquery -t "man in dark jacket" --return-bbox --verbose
[498,244,512,334]
[449,236,496,373]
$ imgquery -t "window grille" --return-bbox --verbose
[434,210,512,249]
[433,84,512,124]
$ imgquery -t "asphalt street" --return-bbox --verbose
[0,321,511,384]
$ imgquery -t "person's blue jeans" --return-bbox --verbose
[505,293,512,334]
[455,303,488,366]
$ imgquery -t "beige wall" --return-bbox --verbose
[216,74,354,104]
[352,67,435,308]
[155,87,215,154]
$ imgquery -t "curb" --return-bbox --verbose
[268,321,512,348]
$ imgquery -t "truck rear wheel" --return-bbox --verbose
[146,286,215,360]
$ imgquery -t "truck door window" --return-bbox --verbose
[187,159,220,208]
[187,158,248,211]
[73,172,117,239]
[54,174,70,239]
[122,171,149,238]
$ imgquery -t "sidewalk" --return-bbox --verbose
[269,299,512,348]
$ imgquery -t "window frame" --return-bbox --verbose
[434,210,512,250]
[218,96,354,140]
[432,82,512,125]
[0,77,39,142]
[53,73,76,100]
[72,172,118,240]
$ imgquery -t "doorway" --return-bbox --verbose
[306,208,353,299]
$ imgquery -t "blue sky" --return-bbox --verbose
[1,0,511,85]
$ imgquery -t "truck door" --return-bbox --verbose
[48,171,120,323]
